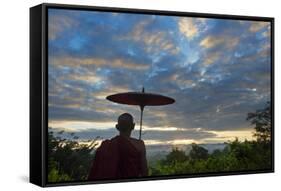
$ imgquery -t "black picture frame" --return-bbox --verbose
[30,3,274,187]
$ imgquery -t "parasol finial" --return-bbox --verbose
[142,87,145,93]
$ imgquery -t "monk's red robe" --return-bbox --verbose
[88,135,148,181]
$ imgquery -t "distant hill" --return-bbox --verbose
[146,143,227,163]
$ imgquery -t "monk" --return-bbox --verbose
[88,113,148,180]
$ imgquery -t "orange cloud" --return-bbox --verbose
[249,21,270,32]
[203,51,221,66]
[178,17,199,39]
[120,19,179,54]
[200,35,239,50]
[51,56,150,71]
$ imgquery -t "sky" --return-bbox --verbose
[48,8,271,146]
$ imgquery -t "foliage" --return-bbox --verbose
[189,143,209,160]
[164,147,189,164]
[247,101,271,142]
[149,102,272,176]
[149,140,271,176]
[47,102,272,181]
[47,130,98,183]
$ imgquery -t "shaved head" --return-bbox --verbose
[118,113,133,124]
[116,113,135,133]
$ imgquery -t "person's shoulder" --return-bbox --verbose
[99,138,116,149]
[129,137,142,142]
[110,135,119,142]
[129,137,145,147]
[98,137,120,153]
[98,139,109,149]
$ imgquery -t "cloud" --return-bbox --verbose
[48,12,78,40]
[120,18,180,55]
[49,124,218,143]
[48,10,272,144]
[71,73,103,85]
[262,29,270,38]
[49,123,254,145]
[200,35,239,49]
[178,17,206,39]
[249,21,270,32]
[94,86,131,100]
[51,56,150,71]
[202,51,221,66]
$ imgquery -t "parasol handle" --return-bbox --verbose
[139,105,144,140]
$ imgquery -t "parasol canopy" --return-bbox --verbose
[106,89,175,107]
[106,88,175,139]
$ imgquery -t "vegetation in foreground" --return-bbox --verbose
[47,102,272,182]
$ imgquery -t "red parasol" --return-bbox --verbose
[106,88,175,139]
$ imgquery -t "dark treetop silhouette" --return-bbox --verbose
[88,113,148,180]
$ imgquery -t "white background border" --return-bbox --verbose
[0,0,279,190]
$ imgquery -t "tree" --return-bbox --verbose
[164,147,188,164]
[247,102,271,142]
[189,143,209,160]
[48,130,99,182]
